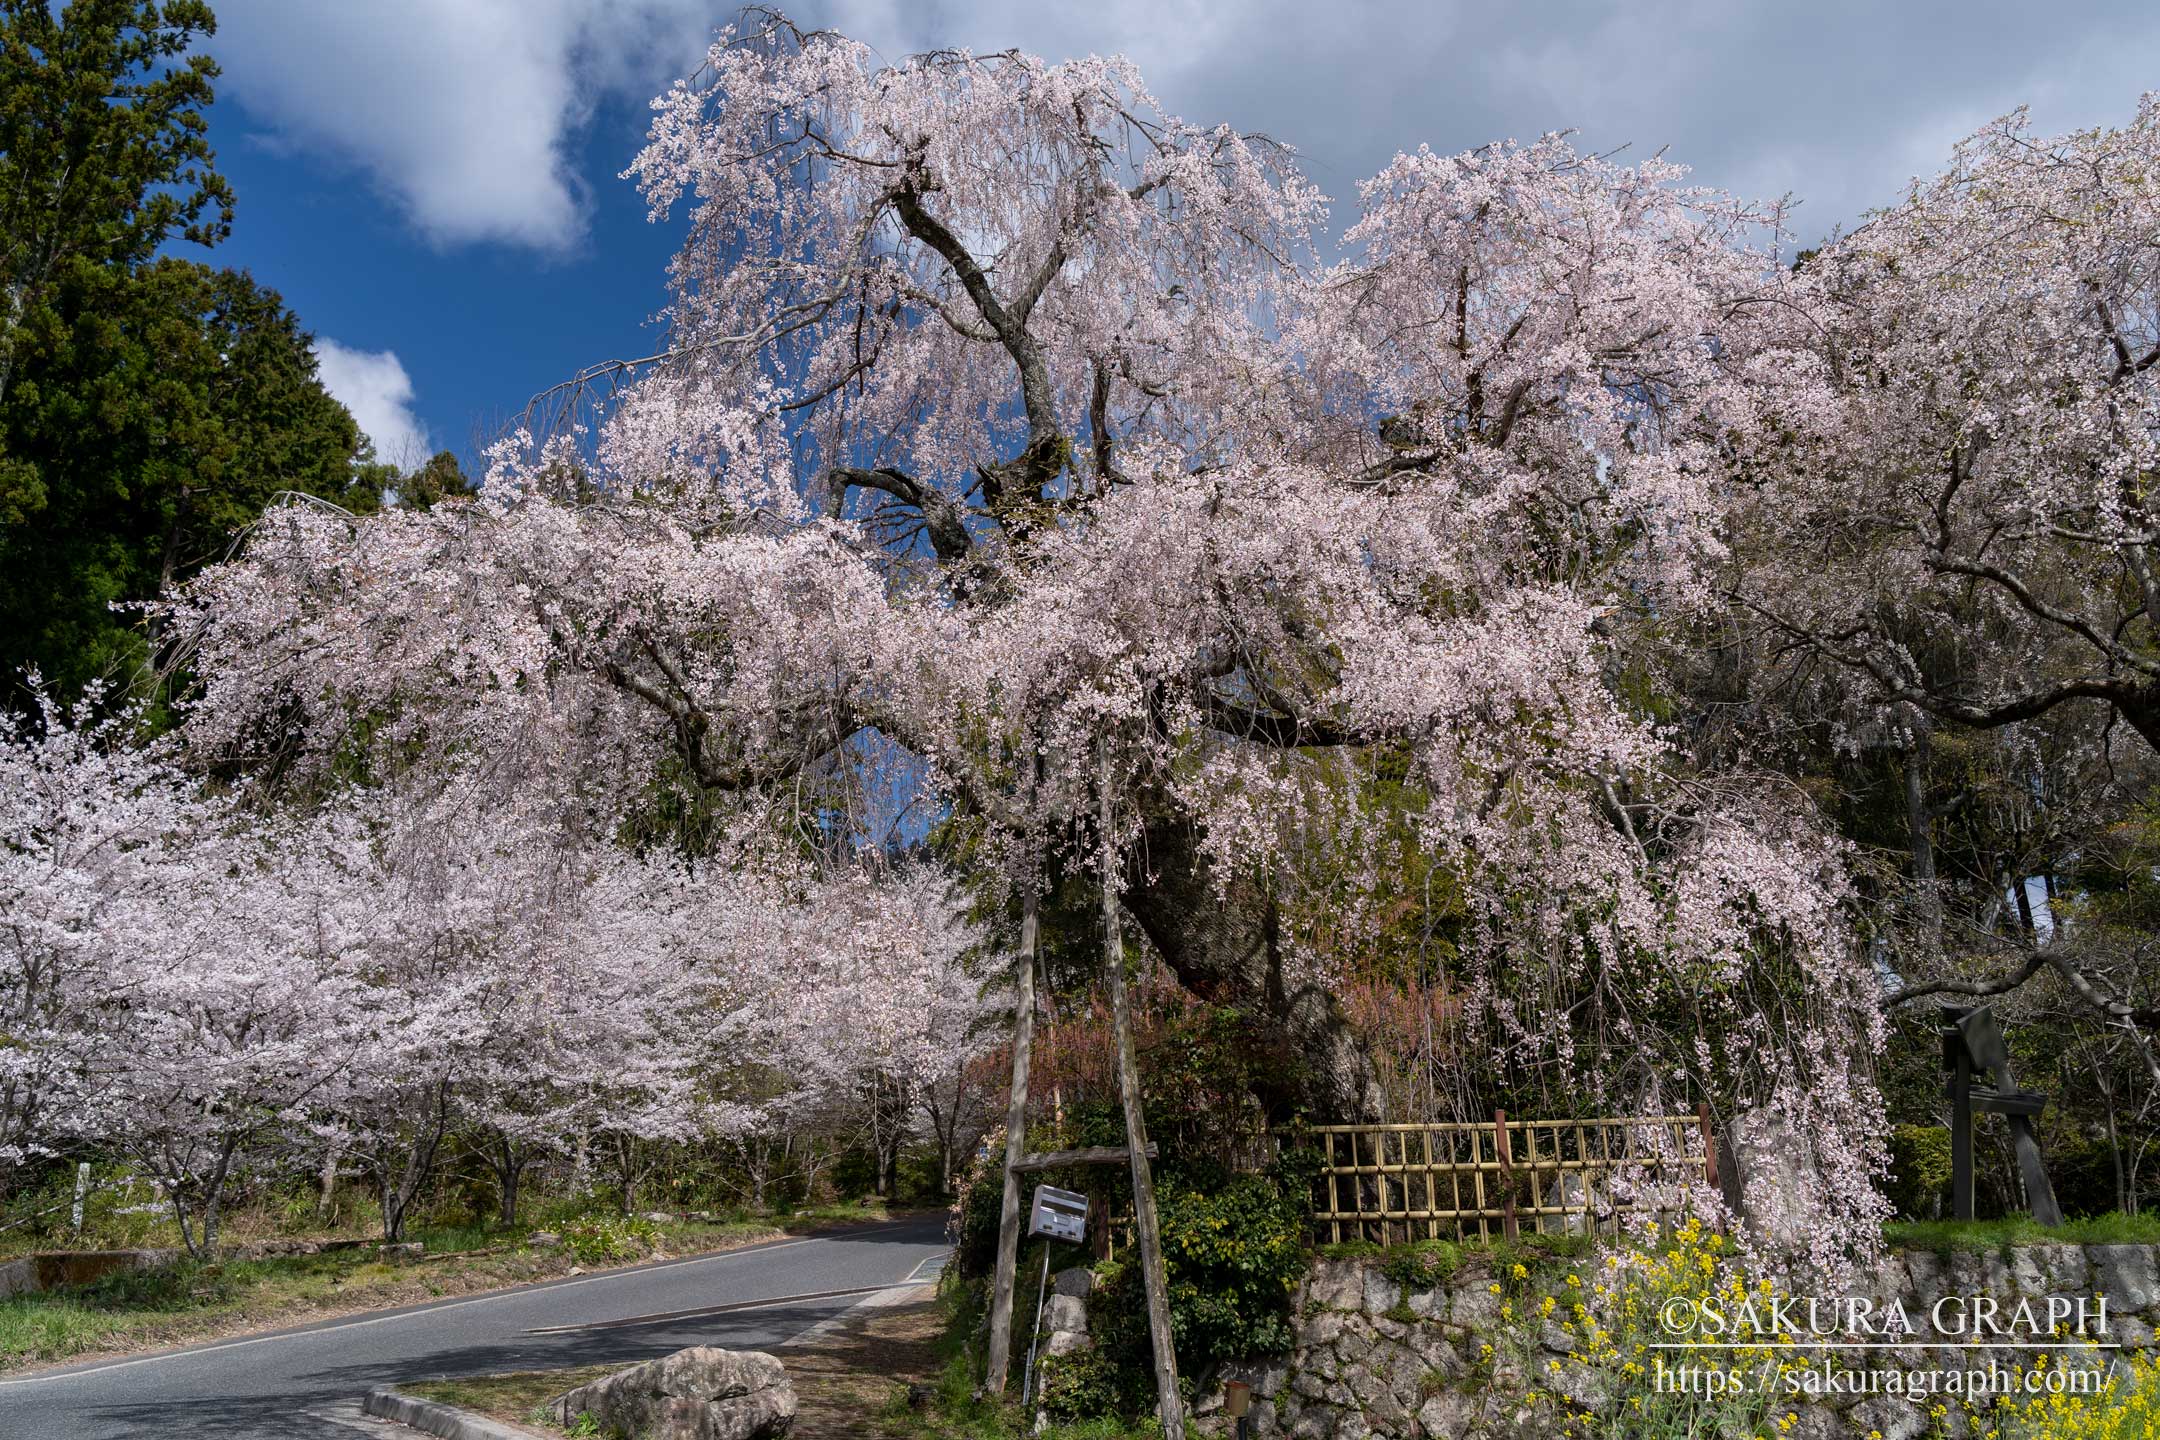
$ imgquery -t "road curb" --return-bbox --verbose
[361,1385,542,1439]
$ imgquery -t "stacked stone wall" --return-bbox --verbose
[1043,1245,2160,1440]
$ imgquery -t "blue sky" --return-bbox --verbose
[193,92,689,472]
[183,1,2160,477]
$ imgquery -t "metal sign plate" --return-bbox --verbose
[1028,1184,1089,1243]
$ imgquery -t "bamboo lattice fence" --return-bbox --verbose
[1305,1108,1718,1245]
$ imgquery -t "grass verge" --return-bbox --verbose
[1885,1211,2160,1254]
[870,1277,1160,1440]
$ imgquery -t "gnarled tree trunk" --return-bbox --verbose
[1123,812,1383,1125]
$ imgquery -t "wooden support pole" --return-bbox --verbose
[1696,1102,1718,1192]
[2007,1115,2065,1226]
[1494,1110,1518,1242]
[985,883,1040,1395]
[1328,1133,1342,1245]
[1101,755,1183,1440]
[1949,1021,1974,1223]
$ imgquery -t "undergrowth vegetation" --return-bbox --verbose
[887,1277,1164,1440]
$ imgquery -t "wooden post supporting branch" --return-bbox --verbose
[1494,1110,1518,1242]
[1696,1103,1718,1192]
[1948,1019,1975,1223]
[985,883,1040,1395]
[1101,755,1184,1440]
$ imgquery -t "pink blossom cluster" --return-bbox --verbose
[1,691,994,1248]
[1732,97,2160,755]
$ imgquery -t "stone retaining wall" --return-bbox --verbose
[0,1249,177,1299]
[1034,1244,2160,1440]
[1190,1244,2160,1440]
[0,1238,423,1299]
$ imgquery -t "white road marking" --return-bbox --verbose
[520,1279,921,1334]
[0,1224,931,1390]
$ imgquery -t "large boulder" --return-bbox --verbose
[549,1347,795,1440]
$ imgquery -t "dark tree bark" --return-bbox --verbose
[1123,811,1384,1124]
[1902,731,1943,964]
[919,1068,968,1196]
[487,1134,535,1228]
[374,1081,451,1244]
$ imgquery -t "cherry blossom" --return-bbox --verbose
[151,13,1912,1259]
[1737,98,2160,755]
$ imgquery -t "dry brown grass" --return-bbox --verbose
[777,1296,943,1440]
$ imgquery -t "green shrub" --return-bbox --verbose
[0,1163,168,1253]
[1886,1124,1953,1219]
[1134,1006,1307,1171]
[952,1146,1004,1279]
[273,1187,321,1235]
[896,1146,950,1207]
[1054,1147,1319,1423]
[1368,1229,1593,1291]
[1154,1166,1312,1360]
[1036,1343,1149,1422]
[2046,1134,2130,1219]
[830,1147,878,1200]
[559,1214,656,1265]
[532,1193,605,1231]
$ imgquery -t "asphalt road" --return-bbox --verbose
[0,1216,951,1440]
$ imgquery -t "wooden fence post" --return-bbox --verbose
[1696,1102,1718,1193]
[1494,1110,1518,1242]
[984,884,1040,1395]
[70,1162,90,1235]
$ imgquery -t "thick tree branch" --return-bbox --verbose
[1196,690,1358,748]
[828,465,974,563]
[1736,593,2158,744]
[1926,553,2160,677]
[888,172,1067,511]
[1882,951,2049,1008]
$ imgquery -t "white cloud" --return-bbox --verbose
[313,339,431,469]
[812,0,2159,242]
[211,1,2159,255]
[211,1,719,252]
